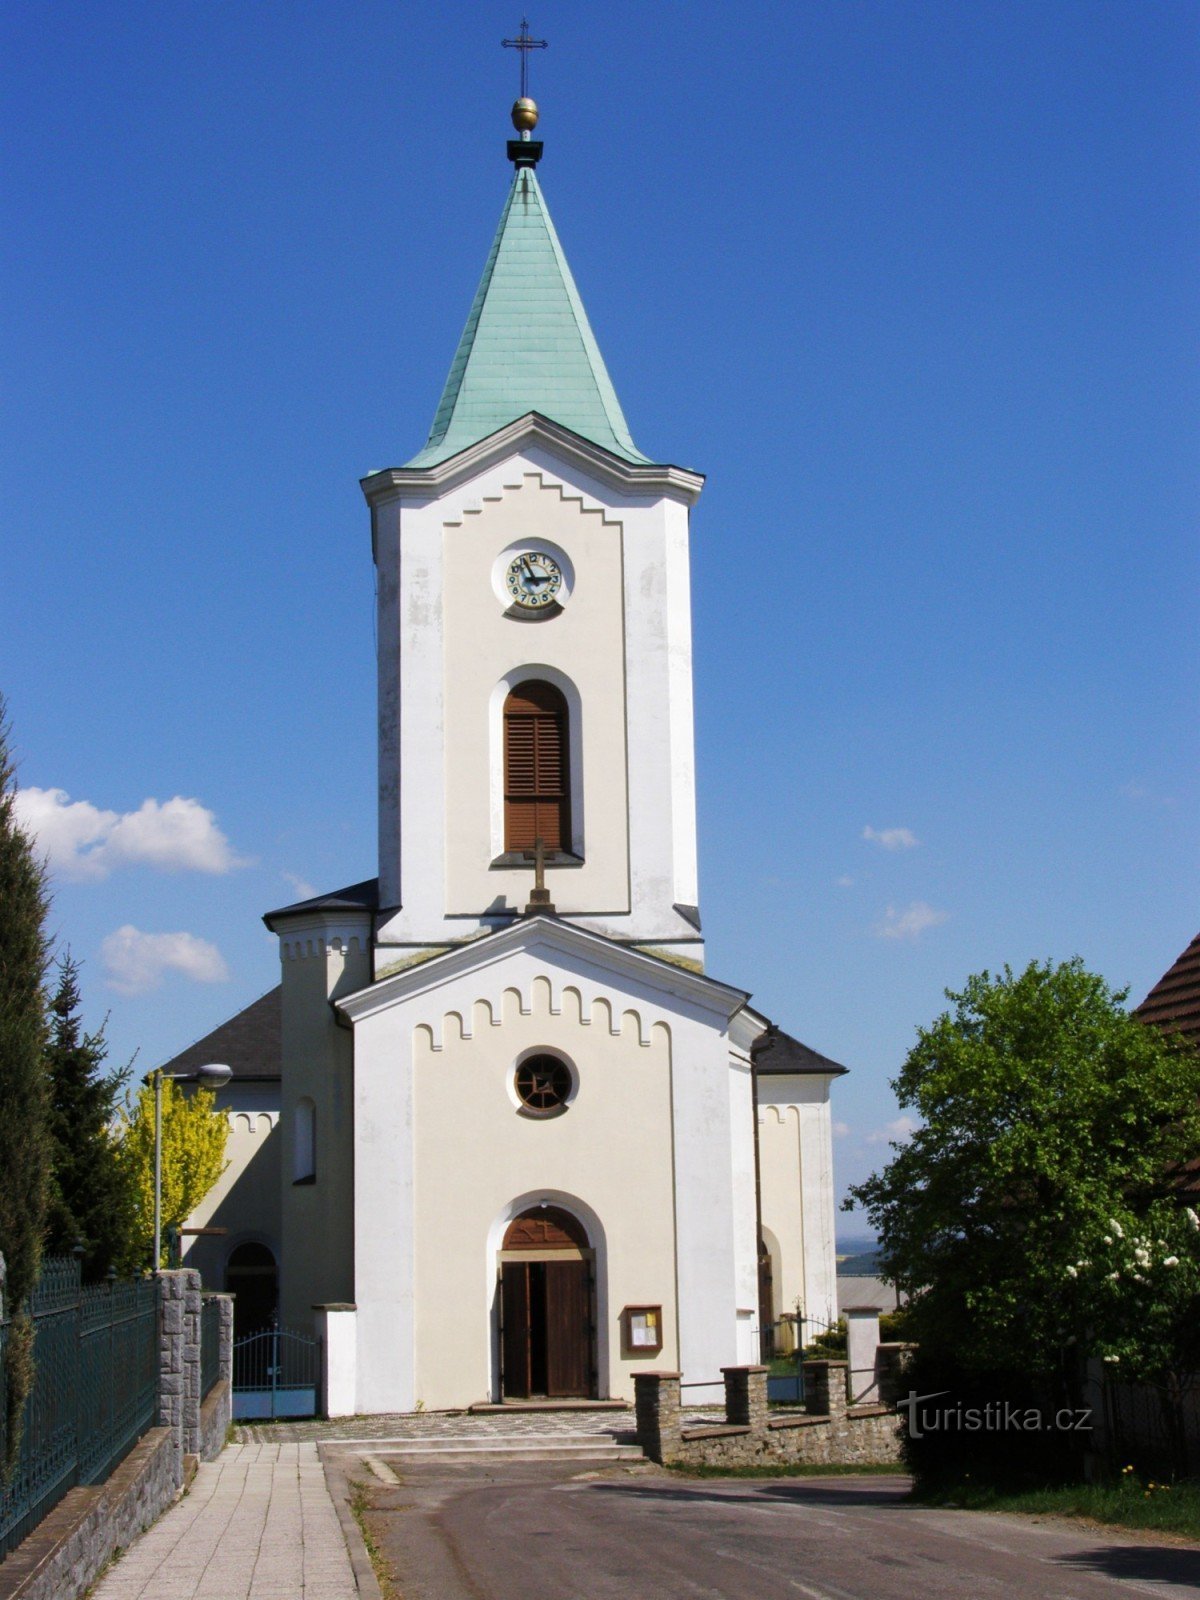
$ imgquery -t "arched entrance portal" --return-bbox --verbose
[499,1207,595,1399]
[224,1241,278,1339]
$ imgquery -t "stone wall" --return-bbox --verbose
[0,1427,177,1600]
[634,1362,905,1470]
[198,1295,234,1462]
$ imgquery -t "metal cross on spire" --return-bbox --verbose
[502,18,548,101]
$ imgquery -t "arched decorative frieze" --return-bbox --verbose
[472,997,497,1034]
[278,929,366,962]
[412,982,662,1053]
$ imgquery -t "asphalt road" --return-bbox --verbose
[349,1458,1200,1600]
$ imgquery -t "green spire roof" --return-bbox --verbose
[406,167,650,468]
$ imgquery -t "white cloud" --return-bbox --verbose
[866,1115,918,1146]
[875,901,949,940]
[102,926,230,996]
[281,870,317,901]
[13,787,245,881]
[862,825,919,851]
[836,875,855,889]
[1120,781,1178,809]
[833,1120,851,1139]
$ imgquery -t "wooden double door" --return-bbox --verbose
[500,1258,594,1399]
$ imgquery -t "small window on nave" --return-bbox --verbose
[503,681,570,853]
[293,1096,316,1184]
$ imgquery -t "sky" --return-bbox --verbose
[3,2,1197,1219]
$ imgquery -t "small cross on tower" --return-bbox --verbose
[522,837,555,916]
[502,18,548,102]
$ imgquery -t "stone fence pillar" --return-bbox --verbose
[634,1372,683,1464]
[721,1365,769,1429]
[803,1359,848,1417]
[875,1342,917,1407]
[215,1290,234,1384]
[314,1303,357,1419]
[158,1269,202,1476]
[845,1308,881,1403]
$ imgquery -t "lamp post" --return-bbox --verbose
[152,1062,233,1272]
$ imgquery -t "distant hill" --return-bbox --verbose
[836,1234,878,1257]
[836,1249,881,1276]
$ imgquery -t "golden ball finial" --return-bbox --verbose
[511,97,539,132]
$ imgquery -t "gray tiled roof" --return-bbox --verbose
[157,987,281,1082]
[262,878,379,928]
[752,1024,848,1077]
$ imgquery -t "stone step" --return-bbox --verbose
[468,1400,630,1414]
[377,1441,646,1463]
[377,1440,640,1452]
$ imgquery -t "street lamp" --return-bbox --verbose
[152,1062,233,1272]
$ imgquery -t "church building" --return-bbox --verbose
[167,88,846,1413]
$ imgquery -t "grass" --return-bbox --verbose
[348,1478,400,1598]
[915,1471,1200,1541]
[667,1460,903,1479]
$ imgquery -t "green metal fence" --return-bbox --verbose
[0,1257,158,1560]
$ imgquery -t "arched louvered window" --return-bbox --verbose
[504,681,570,853]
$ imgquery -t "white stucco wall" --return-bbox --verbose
[180,1081,281,1292]
[367,433,703,955]
[442,475,630,918]
[275,913,371,1331]
[339,924,754,1414]
[757,1076,840,1332]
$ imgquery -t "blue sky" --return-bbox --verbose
[3,2,1196,1214]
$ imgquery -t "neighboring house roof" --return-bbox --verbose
[157,987,281,1083]
[837,1276,906,1311]
[1136,931,1200,1048]
[263,878,380,928]
[1136,930,1200,1197]
[404,167,651,470]
[752,1024,849,1077]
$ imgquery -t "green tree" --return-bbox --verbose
[44,955,134,1280]
[116,1077,229,1270]
[846,958,1200,1379]
[0,697,52,1469]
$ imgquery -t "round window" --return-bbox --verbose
[514,1054,573,1114]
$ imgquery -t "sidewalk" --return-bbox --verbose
[90,1442,360,1600]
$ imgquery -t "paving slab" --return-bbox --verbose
[89,1443,359,1600]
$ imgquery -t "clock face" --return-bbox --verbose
[505,550,563,609]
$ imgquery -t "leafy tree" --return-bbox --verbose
[116,1076,229,1270]
[0,697,51,1470]
[43,955,134,1279]
[846,959,1200,1379]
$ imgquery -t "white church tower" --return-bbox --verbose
[365,124,704,966]
[255,81,845,1414]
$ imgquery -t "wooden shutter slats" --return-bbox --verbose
[504,682,570,852]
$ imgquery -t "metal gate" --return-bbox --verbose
[231,1323,319,1419]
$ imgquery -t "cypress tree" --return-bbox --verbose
[0,697,51,1470]
[44,955,132,1280]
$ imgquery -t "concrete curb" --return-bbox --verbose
[319,1445,386,1600]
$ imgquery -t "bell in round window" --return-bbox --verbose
[515,1054,572,1114]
